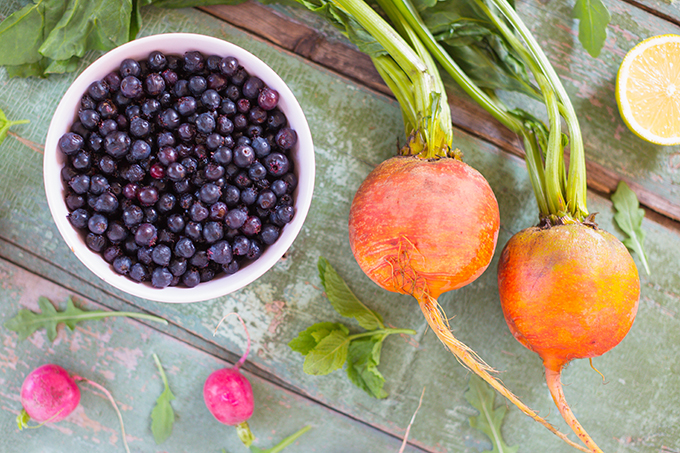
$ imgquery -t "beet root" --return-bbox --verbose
[348,156,588,450]
[498,222,640,452]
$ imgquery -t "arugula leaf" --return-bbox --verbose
[303,327,351,375]
[573,0,610,58]
[465,375,518,453]
[611,181,651,275]
[0,107,29,146]
[346,335,388,399]
[4,296,168,341]
[318,257,384,330]
[151,353,176,444]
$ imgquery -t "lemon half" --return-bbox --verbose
[616,34,680,146]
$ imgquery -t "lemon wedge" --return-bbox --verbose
[616,34,680,146]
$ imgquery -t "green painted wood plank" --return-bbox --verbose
[0,258,424,453]
[0,3,679,453]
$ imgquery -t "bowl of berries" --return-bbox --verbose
[44,33,315,303]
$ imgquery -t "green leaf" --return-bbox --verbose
[151,0,247,7]
[150,354,175,444]
[0,106,29,146]
[303,328,350,375]
[318,257,384,330]
[465,375,518,453]
[611,181,651,275]
[4,296,168,341]
[573,0,610,58]
[288,322,347,355]
[346,335,388,399]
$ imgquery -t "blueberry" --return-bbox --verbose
[231,67,248,86]
[98,155,116,174]
[151,266,173,288]
[207,72,228,91]
[142,98,162,119]
[157,193,176,213]
[260,224,280,245]
[203,221,224,243]
[201,89,221,110]
[87,80,109,101]
[69,174,90,194]
[104,72,122,91]
[249,107,267,125]
[257,190,277,210]
[152,244,172,266]
[72,150,92,171]
[86,233,108,252]
[177,123,196,142]
[129,117,151,138]
[276,127,297,149]
[176,96,197,116]
[173,79,190,98]
[242,77,264,99]
[66,193,86,210]
[188,75,207,95]
[219,56,239,76]
[219,99,237,116]
[99,119,118,137]
[68,208,90,229]
[138,186,159,207]
[166,162,187,181]
[187,202,208,222]
[232,236,251,256]
[272,205,294,226]
[222,260,239,275]
[113,255,133,275]
[123,205,144,226]
[93,193,119,213]
[129,263,149,282]
[128,140,151,161]
[213,147,232,166]
[222,185,240,206]
[197,183,220,205]
[165,214,185,233]
[88,133,104,152]
[97,100,117,119]
[120,75,143,98]
[175,237,196,258]
[240,187,258,206]
[207,240,232,264]
[103,245,122,263]
[258,87,279,110]
[233,145,255,168]
[182,268,201,287]
[120,58,142,77]
[79,109,100,130]
[183,51,205,74]
[209,201,228,220]
[248,162,267,181]
[135,223,157,246]
[104,131,131,158]
[241,216,261,236]
[137,246,154,265]
[264,152,289,176]
[124,164,145,182]
[246,239,263,260]
[106,221,128,243]
[59,132,84,155]
[159,108,180,129]
[156,131,175,147]
[225,208,248,229]
[204,163,225,181]
[189,250,209,268]
[267,110,286,130]
[158,146,178,165]
[205,133,224,150]
[169,258,187,277]
[195,112,215,134]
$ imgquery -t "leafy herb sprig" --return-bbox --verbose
[4,296,168,341]
[150,353,176,444]
[465,375,518,453]
[573,0,611,58]
[612,181,651,275]
[289,257,416,399]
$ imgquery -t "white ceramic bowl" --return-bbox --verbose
[44,33,315,303]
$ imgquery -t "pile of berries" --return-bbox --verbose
[59,50,298,288]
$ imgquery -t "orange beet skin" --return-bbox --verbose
[348,156,500,299]
[497,223,640,372]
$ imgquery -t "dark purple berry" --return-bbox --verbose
[182,268,201,287]
[120,75,143,98]
[232,236,250,256]
[135,223,157,246]
[59,133,84,155]
[151,266,173,288]
[113,255,133,275]
[207,240,232,264]
[129,263,149,282]
[68,208,89,229]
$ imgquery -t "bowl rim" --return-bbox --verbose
[43,32,315,303]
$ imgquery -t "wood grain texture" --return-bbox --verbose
[201,0,680,223]
[0,3,679,453]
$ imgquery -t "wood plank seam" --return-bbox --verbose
[0,236,435,453]
[198,2,680,226]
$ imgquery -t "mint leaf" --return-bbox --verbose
[151,354,175,444]
[288,322,347,355]
[465,375,518,453]
[303,328,350,375]
[346,336,388,399]
[612,181,651,275]
[573,0,610,58]
[4,296,168,341]
[318,257,384,330]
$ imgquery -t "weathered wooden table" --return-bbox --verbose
[1,1,679,452]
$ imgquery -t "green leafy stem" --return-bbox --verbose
[4,296,168,342]
[289,257,416,399]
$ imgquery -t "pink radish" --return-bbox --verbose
[204,314,255,447]
[17,364,130,453]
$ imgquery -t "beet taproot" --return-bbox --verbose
[498,222,640,452]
